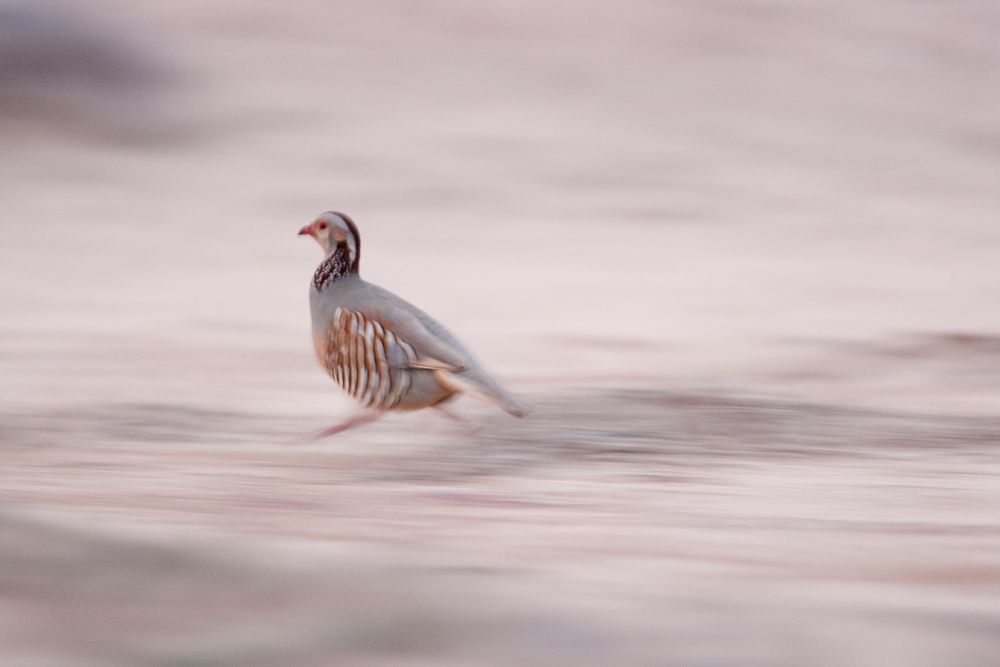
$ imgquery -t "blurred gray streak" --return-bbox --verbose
[0,3,190,143]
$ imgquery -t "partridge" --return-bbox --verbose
[299,211,527,436]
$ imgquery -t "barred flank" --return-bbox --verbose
[324,308,416,409]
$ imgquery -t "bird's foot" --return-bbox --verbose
[434,404,483,437]
[311,411,383,439]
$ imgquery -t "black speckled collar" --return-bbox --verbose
[313,241,355,290]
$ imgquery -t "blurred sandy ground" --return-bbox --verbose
[1,1,1000,665]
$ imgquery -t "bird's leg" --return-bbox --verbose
[433,403,466,424]
[433,404,483,436]
[313,411,383,439]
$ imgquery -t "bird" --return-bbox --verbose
[299,211,528,437]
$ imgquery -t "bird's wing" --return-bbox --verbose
[332,281,529,417]
[364,297,472,372]
[376,302,529,417]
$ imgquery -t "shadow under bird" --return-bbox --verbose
[299,211,528,436]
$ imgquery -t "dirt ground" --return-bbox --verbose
[2,1,1000,665]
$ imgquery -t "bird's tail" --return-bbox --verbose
[435,369,530,417]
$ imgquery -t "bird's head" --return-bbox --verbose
[298,211,361,270]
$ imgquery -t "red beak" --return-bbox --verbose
[298,224,313,236]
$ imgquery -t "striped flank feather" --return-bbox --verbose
[322,307,417,410]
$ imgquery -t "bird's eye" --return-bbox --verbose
[317,222,328,231]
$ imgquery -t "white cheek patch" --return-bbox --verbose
[345,233,357,265]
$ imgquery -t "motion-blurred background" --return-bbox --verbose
[2,1,999,665]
